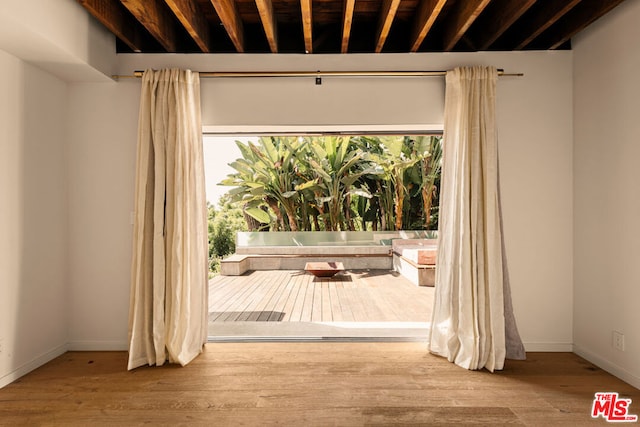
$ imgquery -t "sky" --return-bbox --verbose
[202,135,255,205]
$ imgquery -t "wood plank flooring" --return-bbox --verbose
[209,270,433,323]
[1,344,638,425]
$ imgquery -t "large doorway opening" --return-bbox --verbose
[203,131,441,341]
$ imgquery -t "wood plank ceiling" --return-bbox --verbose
[78,0,627,54]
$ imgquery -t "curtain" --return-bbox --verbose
[128,69,208,370]
[429,66,526,372]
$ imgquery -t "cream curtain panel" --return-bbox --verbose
[430,66,526,372]
[128,69,208,370]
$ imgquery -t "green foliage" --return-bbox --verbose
[364,137,420,230]
[219,137,305,231]
[212,220,235,259]
[219,135,442,233]
[294,136,378,231]
[207,196,247,277]
[418,136,443,230]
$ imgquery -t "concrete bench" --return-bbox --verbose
[219,254,250,276]
[392,239,437,287]
[219,248,393,276]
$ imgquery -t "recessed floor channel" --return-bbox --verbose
[208,269,433,341]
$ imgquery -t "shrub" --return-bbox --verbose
[207,196,247,276]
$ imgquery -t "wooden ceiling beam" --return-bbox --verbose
[410,0,448,52]
[341,0,356,53]
[255,0,278,53]
[78,0,144,52]
[375,0,401,53]
[120,0,179,52]
[442,0,491,51]
[80,0,627,55]
[514,0,583,49]
[164,0,211,52]
[474,0,537,50]
[300,0,313,53]
[539,0,625,50]
[211,0,245,52]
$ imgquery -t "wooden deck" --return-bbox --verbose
[209,270,433,323]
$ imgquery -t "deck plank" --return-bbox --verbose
[321,279,333,321]
[211,274,265,321]
[287,273,307,322]
[300,273,315,322]
[328,280,344,322]
[311,277,323,322]
[234,270,280,321]
[336,275,356,322]
[247,271,288,321]
[267,272,296,321]
[225,272,280,321]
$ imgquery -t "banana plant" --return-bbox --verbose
[220,134,441,232]
[350,136,388,230]
[399,135,441,230]
[366,137,420,230]
[417,136,442,229]
[219,141,275,229]
[294,137,378,231]
[219,137,305,231]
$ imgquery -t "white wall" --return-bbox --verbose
[67,51,575,352]
[66,81,139,349]
[0,0,115,82]
[573,1,640,388]
[0,49,69,388]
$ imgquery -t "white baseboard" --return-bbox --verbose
[67,340,128,351]
[523,342,574,352]
[573,345,640,390]
[0,343,68,389]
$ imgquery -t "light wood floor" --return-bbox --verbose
[209,270,433,323]
[1,344,638,425]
